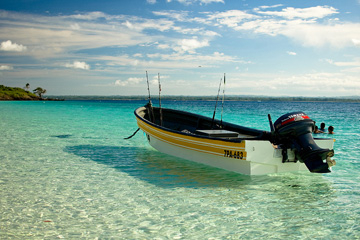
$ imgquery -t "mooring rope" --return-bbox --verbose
[124,128,140,140]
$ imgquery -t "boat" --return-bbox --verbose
[134,102,336,175]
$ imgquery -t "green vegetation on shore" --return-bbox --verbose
[0,85,41,100]
[0,85,64,101]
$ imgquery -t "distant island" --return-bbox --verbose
[48,95,360,102]
[1,84,358,102]
[0,85,63,101]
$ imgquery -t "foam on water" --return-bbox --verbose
[0,100,359,239]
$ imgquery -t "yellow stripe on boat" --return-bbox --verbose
[136,117,247,160]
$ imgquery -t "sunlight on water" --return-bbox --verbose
[0,100,359,239]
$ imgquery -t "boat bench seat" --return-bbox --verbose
[195,129,258,139]
[196,129,239,138]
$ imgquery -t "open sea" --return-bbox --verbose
[0,100,359,239]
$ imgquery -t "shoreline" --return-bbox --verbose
[46,95,360,103]
[0,98,65,101]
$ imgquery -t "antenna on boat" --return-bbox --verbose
[211,76,223,129]
[146,71,152,104]
[145,71,154,122]
[158,73,163,126]
[220,73,226,126]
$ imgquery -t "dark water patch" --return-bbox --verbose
[64,144,256,189]
[52,134,72,138]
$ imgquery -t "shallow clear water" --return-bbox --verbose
[0,100,359,239]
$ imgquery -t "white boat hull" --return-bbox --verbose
[136,114,334,175]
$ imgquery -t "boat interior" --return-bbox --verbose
[136,106,270,141]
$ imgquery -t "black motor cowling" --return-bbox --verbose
[274,112,334,173]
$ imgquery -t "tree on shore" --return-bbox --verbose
[33,87,46,98]
[25,83,30,91]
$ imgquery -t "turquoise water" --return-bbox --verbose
[0,100,359,239]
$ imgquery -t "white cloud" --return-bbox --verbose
[208,10,257,28]
[0,65,13,70]
[287,51,297,56]
[207,7,360,48]
[0,11,149,59]
[0,40,27,52]
[256,4,283,10]
[173,0,196,5]
[233,19,287,35]
[123,18,174,32]
[271,73,360,94]
[282,22,360,48]
[157,43,170,49]
[115,77,143,86]
[200,0,224,4]
[174,38,209,53]
[169,0,224,5]
[352,39,360,47]
[133,53,143,57]
[100,52,242,69]
[146,51,248,64]
[65,61,90,70]
[255,6,338,19]
[153,10,189,21]
[329,59,360,67]
[68,11,108,21]
[325,58,360,72]
[70,23,80,30]
[147,0,157,4]
[227,72,360,96]
[324,58,334,64]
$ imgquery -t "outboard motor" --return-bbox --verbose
[274,112,334,173]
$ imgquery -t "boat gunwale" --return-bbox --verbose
[134,106,269,143]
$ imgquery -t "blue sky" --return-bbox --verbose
[0,0,359,96]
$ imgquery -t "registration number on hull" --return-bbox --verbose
[224,150,244,159]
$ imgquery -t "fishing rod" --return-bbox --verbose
[211,77,222,129]
[146,71,151,104]
[220,73,226,127]
[145,71,155,122]
[158,73,163,126]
